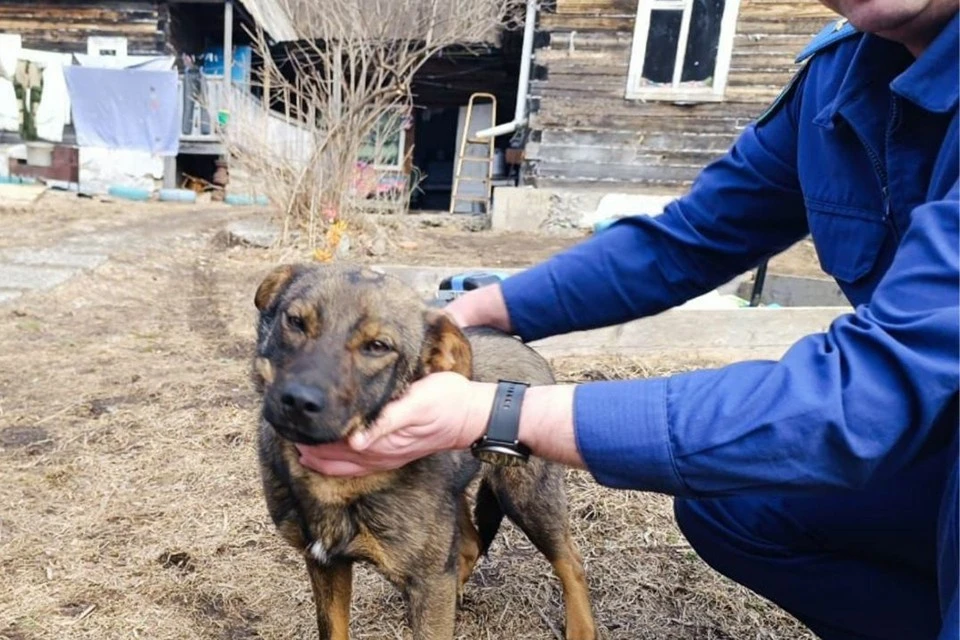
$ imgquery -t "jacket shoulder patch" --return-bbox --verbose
[756,18,858,126]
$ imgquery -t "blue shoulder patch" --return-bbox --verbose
[756,18,859,126]
[795,18,859,63]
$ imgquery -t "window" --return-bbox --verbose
[357,109,407,171]
[625,0,741,102]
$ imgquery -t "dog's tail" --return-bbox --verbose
[474,480,504,556]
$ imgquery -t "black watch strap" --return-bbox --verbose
[484,380,529,444]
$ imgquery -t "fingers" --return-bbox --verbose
[349,409,392,450]
[445,284,512,333]
[350,376,438,450]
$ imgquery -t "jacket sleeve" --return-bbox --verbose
[573,180,960,495]
[499,78,811,342]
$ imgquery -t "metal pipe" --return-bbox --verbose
[224,0,234,89]
[750,260,769,307]
[474,0,537,140]
[512,0,537,124]
[476,121,522,139]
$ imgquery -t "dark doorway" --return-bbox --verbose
[410,106,461,211]
[177,153,218,185]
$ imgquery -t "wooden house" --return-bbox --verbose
[0,1,170,56]
[0,1,330,188]
[0,1,263,151]
[0,0,527,203]
[239,0,528,211]
[522,0,839,194]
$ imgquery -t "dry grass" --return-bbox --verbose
[0,228,814,640]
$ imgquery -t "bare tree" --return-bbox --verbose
[224,0,522,248]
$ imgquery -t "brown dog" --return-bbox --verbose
[251,263,596,640]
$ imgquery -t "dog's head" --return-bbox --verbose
[251,263,472,445]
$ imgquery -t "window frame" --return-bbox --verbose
[357,109,407,172]
[624,0,742,102]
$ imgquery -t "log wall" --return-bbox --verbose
[525,0,838,191]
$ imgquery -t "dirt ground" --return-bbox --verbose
[0,191,825,277]
[0,195,820,639]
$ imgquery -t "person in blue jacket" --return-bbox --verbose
[295,1,959,638]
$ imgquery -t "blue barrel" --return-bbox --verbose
[108,185,151,201]
[0,175,38,185]
[225,193,269,206]
[158,188,197,203]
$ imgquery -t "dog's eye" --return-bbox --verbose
[286,313,306,332]
[361,340,392,356]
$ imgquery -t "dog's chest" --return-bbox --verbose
[302,506,356,563]
[301,501,407,582]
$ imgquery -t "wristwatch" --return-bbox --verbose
[471,380,531,466]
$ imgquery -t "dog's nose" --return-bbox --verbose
[280,383,326,416]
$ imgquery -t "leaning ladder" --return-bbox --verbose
[450,92,497,214]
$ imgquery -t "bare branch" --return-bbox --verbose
[225,0,523,248]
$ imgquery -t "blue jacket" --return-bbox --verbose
[500,14,959,496]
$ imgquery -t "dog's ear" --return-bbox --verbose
[420,309,472,378]
[255,264,301,311]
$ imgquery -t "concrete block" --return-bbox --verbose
[491,187,552,232]
[530,306,850,361]
[0,264,75,290]
[492,186,685,233]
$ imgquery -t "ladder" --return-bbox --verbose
[450,92,497,214]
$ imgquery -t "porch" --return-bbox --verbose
[177,73,228,155]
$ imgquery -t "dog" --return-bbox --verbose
[251,263,596,640]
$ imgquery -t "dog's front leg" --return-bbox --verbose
[306,559,353,640]
[405,570,458,640]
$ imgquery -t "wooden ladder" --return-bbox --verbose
[450,92,496,214]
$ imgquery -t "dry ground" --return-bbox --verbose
[0,191,826,277]
[0,196,819,639]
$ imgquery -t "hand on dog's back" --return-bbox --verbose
[444,283,512,333]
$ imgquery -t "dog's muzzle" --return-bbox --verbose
[263,381,344,445]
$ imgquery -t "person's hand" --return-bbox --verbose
[295,372,496,477]
[444,283,511,331]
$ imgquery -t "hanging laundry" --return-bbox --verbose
[63,66,180,155]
